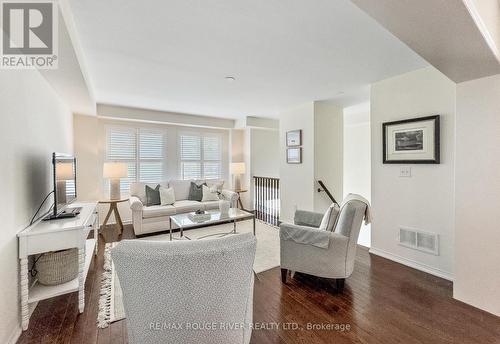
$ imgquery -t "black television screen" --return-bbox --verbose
[53,153,77,216]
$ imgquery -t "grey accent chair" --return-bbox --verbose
[111,233,256,344]
[279,197,368,291]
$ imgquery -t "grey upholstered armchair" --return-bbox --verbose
[279,194,369,291]
[111,233,256,344]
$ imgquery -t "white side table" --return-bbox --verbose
[17,202,98,330]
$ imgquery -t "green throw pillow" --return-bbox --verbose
[145,185,161,206]
[188,182,207,201]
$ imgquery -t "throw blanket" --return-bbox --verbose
[280,223,331,249]
[342,194,372,225]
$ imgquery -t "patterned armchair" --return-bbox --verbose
[111,233,256,344]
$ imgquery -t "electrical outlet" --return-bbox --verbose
[399,166,412,177]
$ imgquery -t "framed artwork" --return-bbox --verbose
[287,147,302,164]
[383,115,440,164]
[286,130,302,146]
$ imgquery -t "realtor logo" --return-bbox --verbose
[1,0,58,69]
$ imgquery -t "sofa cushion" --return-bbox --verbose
[159,186,175,205]
[202,200,220,210]
[201,185,220,202]
[168,180,192,201]
[173,200,204,213]
[188,181,207,201]
[145,185,161,206]
[203,179,225,192]
[131,182,168,203]
[319,203,340,231]
[142,205,176,219]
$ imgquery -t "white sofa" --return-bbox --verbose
[129,179,239,236]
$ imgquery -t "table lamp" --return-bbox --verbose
[231,162,246,190]
[103,162,128,200]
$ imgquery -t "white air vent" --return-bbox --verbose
[399,227,439,255]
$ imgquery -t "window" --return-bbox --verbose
[106,127,166,194]
[138,130,164,183]
[180,132,222,180]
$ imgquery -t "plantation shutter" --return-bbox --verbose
[106,128,137,194]
[106,127,166,194]
[203,136,221,179]
[180,133,222,180]
[139,130,165,183]
[180,134,202,179]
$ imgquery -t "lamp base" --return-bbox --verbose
[234,175,242,191]
[110,179,121,200]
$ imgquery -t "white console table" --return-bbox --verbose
[17,202,98,331]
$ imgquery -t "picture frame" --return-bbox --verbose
[383,115,440,164]
[287,147,302,164]
[286,129,302,147]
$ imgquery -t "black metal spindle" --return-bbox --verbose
[253,176,280,227]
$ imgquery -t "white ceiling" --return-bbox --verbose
[68,0,427,119]
[351,0,500,83]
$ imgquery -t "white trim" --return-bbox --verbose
[462,0,500,62]
[4,300,38,343]
[369,247,454,281]
[6,326,21,344]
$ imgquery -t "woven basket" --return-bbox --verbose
[37,248,79,286]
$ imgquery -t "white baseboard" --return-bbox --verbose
[6,326,21,344]
[369,247,454,281]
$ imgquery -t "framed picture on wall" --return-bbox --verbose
[383,115,440,164]
[286,130,302,146]
[287,147,302,164]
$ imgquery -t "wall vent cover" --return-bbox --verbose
[399,227,439,255]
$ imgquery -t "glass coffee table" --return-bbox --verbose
[168,208,255,241]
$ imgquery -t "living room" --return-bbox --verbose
[2,0,500,343]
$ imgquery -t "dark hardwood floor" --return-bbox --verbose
[18,224,500,344]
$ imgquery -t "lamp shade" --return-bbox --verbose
[230,162,246,175]
[56,163,74,181]
[103,162,128,179]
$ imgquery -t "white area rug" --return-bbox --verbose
[97,220,280,328]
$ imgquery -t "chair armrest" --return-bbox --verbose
[294,210,323,228]
[280,222,334,249]
[280,223,350,277]
[220,189,239,204]
[129,196,143,211]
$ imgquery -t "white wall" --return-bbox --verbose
[343,102,371,247]
[454,74,500,316]
[250,129,280,179]
[279,101,344,222]
[246,128,280,210]
[370,67,456,280]
[74,115,230,224]
[314,101,343,213]
[0,70,73,344]
[279,103,316,223]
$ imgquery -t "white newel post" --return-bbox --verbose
[20,257,29,330]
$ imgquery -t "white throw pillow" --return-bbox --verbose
[201,185,220,202]
[208,180,224,192]
[319,204,340,231]
[159,186,175,205]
